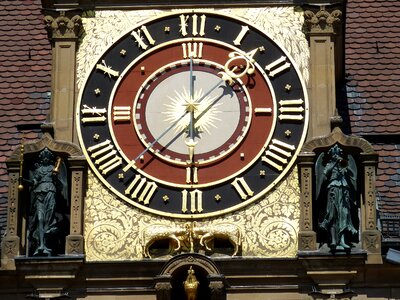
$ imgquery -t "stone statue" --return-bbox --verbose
[183,266,199,300]
[315,144,358,252]
[28,148,68,256]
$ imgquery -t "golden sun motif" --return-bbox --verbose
[163,87,222,136]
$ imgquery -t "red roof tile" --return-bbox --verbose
[345,0,400,225]
[345,0,400,135]
[0,0,51,236]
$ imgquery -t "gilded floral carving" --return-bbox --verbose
[85,167,300,260]
[79,8,306,261]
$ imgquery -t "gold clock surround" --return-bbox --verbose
[77,7,309,260]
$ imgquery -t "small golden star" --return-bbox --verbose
[258,46,266,53]
[94,88,101,95]
[285,84,292,92]
[214,25,221,32]
[120,49,127,56]
[259,170,266,176]
[163,195,169,202]
[285,130,292,137]
[164,26,170,33]
[93,133,100,140]
[215,194,222,201]
[118,173,124,180]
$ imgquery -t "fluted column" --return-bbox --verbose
[304,7,342,139]
[44,11,83,142]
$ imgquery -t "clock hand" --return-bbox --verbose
[185,55,198,163]
[123,66,230,173]
[123,110,189,172]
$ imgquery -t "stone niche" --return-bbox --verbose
[1,132,86,270]
[297,127,382,264]
[155,253,226,300]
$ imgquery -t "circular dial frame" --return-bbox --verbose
[76,11,309,218]
[133,60,252,167]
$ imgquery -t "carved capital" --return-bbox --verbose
[298,231,317,251]
[304,7,342,34]
[209,280,224,293]
[1,236,20,270]
[66,235,84,255]
[1,236,20,258]
[155,275,172,300]
[44,12,83,40]
[208,274,225,300]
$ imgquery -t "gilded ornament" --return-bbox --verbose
[79,8,306,260]
[183,266,199,300]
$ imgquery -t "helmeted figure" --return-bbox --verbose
[28,148,68,256]
[315,144,358,251]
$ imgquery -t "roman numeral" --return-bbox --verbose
[179,14,206,37]
[113,106,131,123]
[186,166,198,184]
[81,105,107,123]
[265,56,291,78]
[232,177,254,200]
[131,25,156,50]
[182,189,203,213]
[87,140,122,175]
[254,107,272,115]
[125,174,157,205]
[233,25,249,46]
[182,42,203,59]
[262,139,295,171]
[96,60,119,78]
[278,99,304,121]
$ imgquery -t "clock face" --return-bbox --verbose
[77,11,309,218]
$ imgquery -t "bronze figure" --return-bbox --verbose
[315,144,358,252]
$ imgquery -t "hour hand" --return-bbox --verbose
[184,98,198,163]
[185,137,197,163]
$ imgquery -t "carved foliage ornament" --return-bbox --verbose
[304,7,342,33]
[44,11,83,40]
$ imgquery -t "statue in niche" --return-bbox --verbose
[27,148,68,257]
[315,144,358,252]
[183,266,199,300]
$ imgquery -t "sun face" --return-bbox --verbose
[163,87,222,139]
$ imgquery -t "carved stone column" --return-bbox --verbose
[66,156,86,255]
[155,275,172,300]
[361,153,382,264]
[44,12,83,143]
[1,160,21,270]
[304,7,342,139]
[298,153,317,251]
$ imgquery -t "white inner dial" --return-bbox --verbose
[134,61,251,165]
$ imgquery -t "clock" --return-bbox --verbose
[76,10,309,218]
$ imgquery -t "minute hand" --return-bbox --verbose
[123,69,227,173]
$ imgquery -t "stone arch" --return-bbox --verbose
[155,253,225,300]
[302,127,375,154]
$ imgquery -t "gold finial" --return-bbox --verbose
[18,144,25,191]
[183,266,199,300]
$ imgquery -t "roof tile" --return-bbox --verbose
[0,0,51,238]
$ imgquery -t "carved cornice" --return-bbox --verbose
[160,253,221,276]
[44,11,83,40]
[301,127,376,155]
[7,132,83,162]
[304,6,342,34]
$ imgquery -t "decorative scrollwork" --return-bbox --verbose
[44,12,83,40]
[85,167,300,260]
[304,7,342,33]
